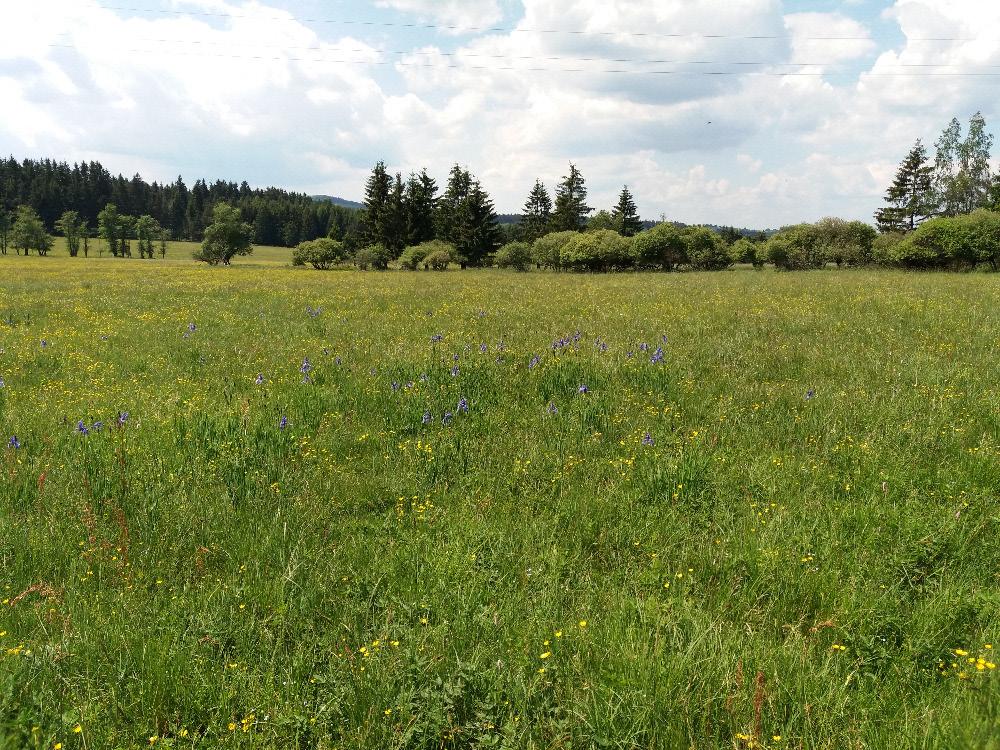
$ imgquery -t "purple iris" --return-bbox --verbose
[335,357,343,366]
[650,347,664,364]
[422,412,432,425]
[188,323,197,332]
[391,381,401,392]
[92,421,104,432]
[76,420,89,435]
[419,374,428,383]
[626,351,634,359]
[450,365,459,377]
[300,358,312,374]
[457,397,469,414]
[40,339,48,348]
[117,411,129,426]
[0,376,5,388]
[279,416,288,430]
[805,389,815,400]
[255,373,264,385]
[641,432,655,447]
[479,344,488,354]
[639,343,649,352]
[430,334,443,343]
[547,402,558,415]
[578,384,589,394]
[7,436,19,449]
[441,411,453,426]
[529,355,540,370]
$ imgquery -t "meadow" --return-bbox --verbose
[1,253,999,749]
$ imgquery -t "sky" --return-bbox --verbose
[2,0,999,227]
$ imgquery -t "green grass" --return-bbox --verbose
[44,237,295,265]
[1,255,999,749]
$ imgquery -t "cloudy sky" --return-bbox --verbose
[3,0,999,227]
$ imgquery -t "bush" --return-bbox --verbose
[560,230,630,272]
[632,223,687,270]
[872,232,905,266]
[292,238,347,270]
[532,231,578,270]
[398,245,428,271]
[400,240,455,270]
[425,249,453,270]
[684,227,732,271]
[764,224,824,270]
[355,243,393,270]
[494,241,533,271]
[194,203,253,266]
[729,237,758,265]
[815,217,876,267]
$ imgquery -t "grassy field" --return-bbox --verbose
[1,255,999,749]
[42,237,295,266]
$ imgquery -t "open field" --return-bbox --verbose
[41,237,296,266]
[1,257,999,749]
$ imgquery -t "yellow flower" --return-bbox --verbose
[540,652,551,659]
[579,620,588,628]
[73,726,82,734]
[228,722,236,731]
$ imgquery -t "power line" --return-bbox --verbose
[98,4,980,42]
[52,32,1000,69]
[44,42,1000,76]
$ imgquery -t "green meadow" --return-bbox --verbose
[1,254,998,749]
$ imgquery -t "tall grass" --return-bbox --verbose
[1,257,998,749]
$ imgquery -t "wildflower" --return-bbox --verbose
[0,376,4,387]
[430,334,443,343]
[442,411,453,426]
[578,384,588,394]
[255,373,264,385]
[391,381,401,392]
[117,411,129,426]
[641,432,654,447]
[528,354,541,370]
[547,402,558,415]
[300,358,312,374]
[650,347,664,364]
[419,373,428,382]
[457,397,469,414]
[188,323,197,332]
[579,620,588,628]
[91,421,104,432]
[479,343,488,354]
[73,726,82,734]
[76,421,89,436]
[335,356,343,366]
[639,342,649,352]
[405,381,414,389]
[626,351,634,359]
[40,339,48,348]
[279,416,288,430]
[7,436,19,449]
[805,388,816,400]
[450,365,460,377]
[540,651,551,659]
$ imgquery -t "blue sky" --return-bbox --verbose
[3,0,998,226]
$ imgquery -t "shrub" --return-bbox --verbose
[531,231,578,270]
[559,230,630,272]
[292,238,347,270]
[764,224,824,270]
[632,223,687,270]
[398,245,428,271]
[425,248,453,270]
[683,227,732,271]
[815,217,876,267]
[729,237,757,265]
[355,243,393,270]
[494,241,533,271]
[872,232,905,266]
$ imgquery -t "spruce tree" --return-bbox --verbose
[361,161,393,249]
[611,185,642,236]
[404,169,438,246]
[435,165,499,267]
[551,163,592,232]
[521,179,552,242]
[875,139,933,233]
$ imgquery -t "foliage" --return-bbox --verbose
[586,210,616,232]
[193,203,254,265]
[11,205,52,256]
[55,211,85,257]
[521,180,552,242]
[550,162,592,232]
[764,223,825,270]
[0,210,9,255]
[559,229,630,272]
[424,248,453,270]
[815,217,877,267]
[435,166,500,267]
[612,185,643,237]
[875,140,934,233]
[292,238,348,270]
[683,227,732,271]
[134,215,165,259]
[355,243,393,270]
[933,113,994,217]
[729,237,759,266]
[403,169,438,247]
[494,241,533,271]
[531,230,578,270]
[887,210,1000,270]
[632,222,687,270]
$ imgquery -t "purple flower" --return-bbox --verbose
[335,357,343,366]
[626,351,634,359]
[300,358,313,374]
[641,432,655,447]
[650,347,664,364]
[306,305,321,318]
[0,376,5,388]
[450,365,460,377]
[301,374,312,385]
[547,402,558,415]
[578,384,589,394]
[805,389,815,400]
[92,421,104,432]
[430,334,443,343]
[188,323,197,332]
[405,381,414,390]
[422,412,432,425]
[40,339,48,348]
[529,355,540,370]
[322,347,330,356]
[661,334,668,344]
[391,381,401,392]
[419,373,428,383]
[7,435,19,449]
[479,343,488,354]
[441,411,453,426]
[279,416,288,430]
[255,373,264,385]
[496,341,505,352]
[76,420,89,435]
[457,397,469,414]
[117,411,129,426]
[639,343,649,352]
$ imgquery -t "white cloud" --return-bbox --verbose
[374,0,503,31]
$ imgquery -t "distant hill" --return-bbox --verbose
[311,195,364,211]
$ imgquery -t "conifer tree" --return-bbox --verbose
[361,161,393,249]
[404,169,438,246]
[521,180,552,242]
[611,185,642,237]
[875,139,933,233]
[551,163,592,232]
